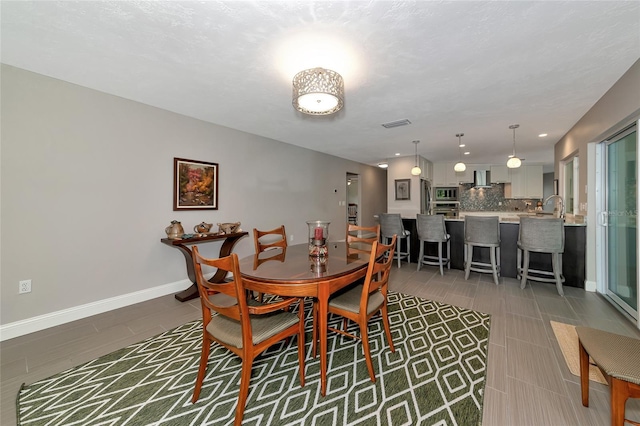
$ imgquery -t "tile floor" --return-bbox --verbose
[2,262,639,425]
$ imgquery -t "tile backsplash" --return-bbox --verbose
[458,183,541,211]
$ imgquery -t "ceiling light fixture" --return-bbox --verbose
[381,119,411,128]
[454,133,466,172]
[411,140,422,176]
[538,133,548,137]
[378,162,389,169]
[506,124,522,169]
[292,67,344,115]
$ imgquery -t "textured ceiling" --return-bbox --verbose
[2,1,639,166]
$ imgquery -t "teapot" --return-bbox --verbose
[165,220,184,239]
[194,222,213,234]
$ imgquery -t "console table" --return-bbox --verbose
[161,232,248,301]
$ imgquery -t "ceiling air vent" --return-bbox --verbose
[381,119,411,129]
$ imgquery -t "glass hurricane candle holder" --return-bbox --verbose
[306,220,330,257]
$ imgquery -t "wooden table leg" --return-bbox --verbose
[318,284,329,396]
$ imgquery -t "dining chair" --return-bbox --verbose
[313,234,397,382]
[346,224,380,255]
[190,246,305,426]
[253,225,287,301]
[576,326,640,426]
[253,225,287,253]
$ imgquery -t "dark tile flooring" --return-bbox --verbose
[2,262,639,425]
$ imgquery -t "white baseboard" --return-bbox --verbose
[0,279,192,342]
[584,280,597,292]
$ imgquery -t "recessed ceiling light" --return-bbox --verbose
[378,162,389,168]
[508,154,514,158]
[464,152,470,155]
[395,153,401,156]
[538,133,548,137]
[459,144,466,148]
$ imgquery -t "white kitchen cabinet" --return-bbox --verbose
[490,165,510,183]
[508,165,543,198]
[455,165,474,183]
[433,162,459,186]
[420,157,433,181]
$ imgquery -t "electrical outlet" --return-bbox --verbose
[19,279,32,294]
[289,235,294,242]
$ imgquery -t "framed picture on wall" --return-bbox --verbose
[173,157,219,210]
[395,179,411,200]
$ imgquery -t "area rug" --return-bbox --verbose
[550,320,607,385]
[17,292,491,425]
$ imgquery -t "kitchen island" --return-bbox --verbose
[401,215,586,288]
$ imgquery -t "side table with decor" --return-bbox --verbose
[161,232,248,301]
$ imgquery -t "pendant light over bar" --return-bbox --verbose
[454,133,466,172]
[506,124,522,168]
[292,67,344,115]
[411,140,422,176]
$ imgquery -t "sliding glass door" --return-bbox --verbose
[603,124,637,318]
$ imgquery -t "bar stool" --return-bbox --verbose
[379,213,410,268]
[518,217,565,296]
[464,216,500,285]
[416,214,450,275]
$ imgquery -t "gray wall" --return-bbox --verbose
[555,59,640,215]
[0,65,387,328]
[553,59,639,289]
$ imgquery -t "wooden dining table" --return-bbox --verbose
[238,242,370,396]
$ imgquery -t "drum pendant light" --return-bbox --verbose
[292,68,344,115]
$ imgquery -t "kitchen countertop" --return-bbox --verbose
[453,211,586,226]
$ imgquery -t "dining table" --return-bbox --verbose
[238,241,371,396]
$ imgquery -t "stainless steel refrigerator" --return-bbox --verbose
[420,179,431,214]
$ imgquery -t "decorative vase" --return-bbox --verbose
[165,220,184,239]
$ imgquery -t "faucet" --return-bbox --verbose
[544,194,565,219]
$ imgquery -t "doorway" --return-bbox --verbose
[596,122,638,322]
[346,173,360,226]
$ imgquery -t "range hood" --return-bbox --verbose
[474,170,492,188]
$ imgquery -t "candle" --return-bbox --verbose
[315,227,324,240]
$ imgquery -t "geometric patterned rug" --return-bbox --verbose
[17,291,491,426]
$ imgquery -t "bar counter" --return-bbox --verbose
[400,216,586,288]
